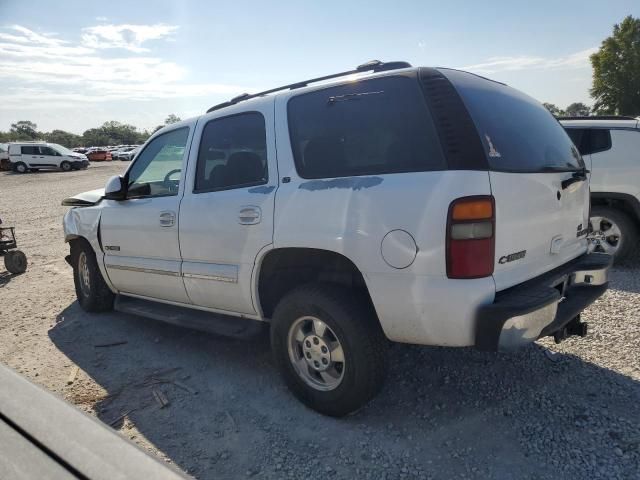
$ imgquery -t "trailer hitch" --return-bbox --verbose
[553,315,588,344]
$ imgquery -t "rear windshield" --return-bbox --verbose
[441,69,583,172]
[288,75,446,179]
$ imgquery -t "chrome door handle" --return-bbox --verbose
[159,211,176,227]
[238,206,261,225]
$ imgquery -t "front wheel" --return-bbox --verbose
[589,206,638,263]
[270,284,387,417]
[4,250,27,274]
[71,239,115,312]
[60,161,71,172]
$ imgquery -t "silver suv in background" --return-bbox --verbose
[561,116,640,262]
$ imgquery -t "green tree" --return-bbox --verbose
[165,114,181,125]
[565,102,591,117]
[45,129,83,148]
[543,103,566,117]
[10,120,39,140]
[590,15,640,115]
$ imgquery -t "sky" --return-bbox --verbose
[0,0,638,134]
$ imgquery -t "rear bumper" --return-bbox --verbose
[475,253,612,351]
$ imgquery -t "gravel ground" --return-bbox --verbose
[0,163,638,480]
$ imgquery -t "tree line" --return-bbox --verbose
[0,115,182,148]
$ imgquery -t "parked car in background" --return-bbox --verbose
[112,146,138,160]
[73,147,88,154]
[86,149,112,162]
[0,143,9,171]
[63,61,611,416]
[561,116,640,262]
[118,146,139,161]
[8,142,89,173]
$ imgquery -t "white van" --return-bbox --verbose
[8,142,89,173]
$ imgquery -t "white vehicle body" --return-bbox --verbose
[9,142,89,173]
[63,62,611,415]
[561,117,640,260]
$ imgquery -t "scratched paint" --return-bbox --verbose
[248,185,276,194]
[298,177,383,191]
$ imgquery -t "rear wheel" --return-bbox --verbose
[60,161,72,172]
[270,284,387,417]
[14,162,27,174]
[71,239,115,312]
[4,250,27,274]
[589,206,638,263]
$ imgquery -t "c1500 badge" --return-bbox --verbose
[498,250,526,264]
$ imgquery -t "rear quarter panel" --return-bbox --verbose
[273,94,495,345]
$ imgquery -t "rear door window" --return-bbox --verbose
[441,69,583,172]
[287,76,446,179]
[21,146,39,155]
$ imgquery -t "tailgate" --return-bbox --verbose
[439,68,590,291]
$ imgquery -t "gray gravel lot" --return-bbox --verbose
[0,163,638,479]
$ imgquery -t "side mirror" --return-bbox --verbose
[104,175,127,200]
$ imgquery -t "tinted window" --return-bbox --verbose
[442,69,583,172]
[21,146,39,155]
[127,127,189,198]
[195,112,267,193]
[589,129,611,154]
[288,76,445,179]
[565,128,589,155]
[564,128,611,156]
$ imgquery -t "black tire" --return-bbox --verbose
[60,161,72,172]
[590,206,638,264]
[29,168,39,172]
[270,283,387,417]
[13,162,27,174]
[70,239,115,312]
[4,250,27,274]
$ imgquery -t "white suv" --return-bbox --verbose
[63,61,611,416]
[9,142,89,173]
[561,116,640,262]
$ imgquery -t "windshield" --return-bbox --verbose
[49,143,75,155]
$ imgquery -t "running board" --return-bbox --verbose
[114,295,266,339]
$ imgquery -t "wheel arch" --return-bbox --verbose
[591,192,640,224]
[255,247,379,323]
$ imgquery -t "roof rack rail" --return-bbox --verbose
[206,60,412,113]
[558,115,638,121]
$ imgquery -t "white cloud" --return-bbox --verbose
[459,48,597,74]
[0,25,253,113]
[81,23,179,52]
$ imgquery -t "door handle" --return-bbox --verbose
[238,206,261,225]
[159,211,176,227]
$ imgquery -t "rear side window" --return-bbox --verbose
[589,129,611,154]
[194,112,267,193]
[564,128,611,155]
[21,146,39,155]
[288,76,445,179]
[441,69,583,172]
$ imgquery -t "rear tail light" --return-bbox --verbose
[447,196,495,279]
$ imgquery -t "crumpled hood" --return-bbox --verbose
[61,188,105,207]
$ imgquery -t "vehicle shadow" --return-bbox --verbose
[49,302,640,480]
[0,270,15,287]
